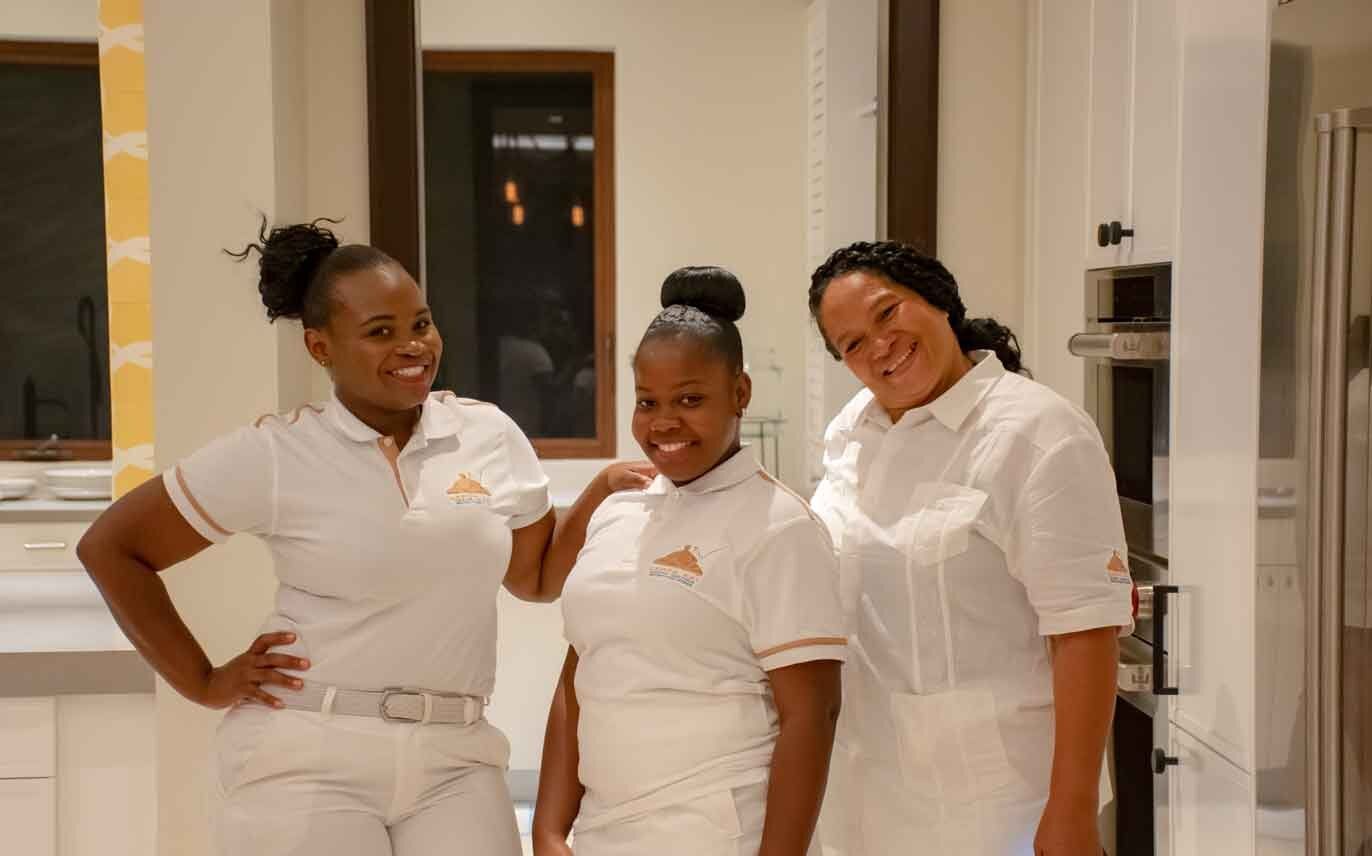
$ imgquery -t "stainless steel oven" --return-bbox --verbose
[1070,263,1174,856]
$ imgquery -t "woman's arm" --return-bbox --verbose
[76,477,307,707]
[503,462,654,603]
[758,659,843,856]
[532,646,584,856]
[1035,625,1118,855]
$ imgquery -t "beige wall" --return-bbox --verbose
[144,1,369,852]
[937,0,1028,345]
[0,0,94,40]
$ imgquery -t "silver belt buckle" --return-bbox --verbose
[379,687,425,722]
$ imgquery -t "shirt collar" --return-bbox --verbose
[859,350,1006,432]
[325,392,463,445]
[644,446,762,496]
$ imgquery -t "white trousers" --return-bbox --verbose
[572,781,821,856]
[214,705,521,856]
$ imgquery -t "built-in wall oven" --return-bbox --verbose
[1069,263,1174,856]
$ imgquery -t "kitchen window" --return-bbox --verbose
[0,41,110,461]
[422,50,616,458]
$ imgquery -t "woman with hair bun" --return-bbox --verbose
[77,220,651,855]
[807,241,1132,855]
[532,267,846,856]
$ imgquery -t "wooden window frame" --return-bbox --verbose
[419,50,617,460]
[0,40,111,463]
[885,0,940,252]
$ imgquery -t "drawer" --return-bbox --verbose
[0,698,56,778]
[0,523,87,572]
[0,778,55,856]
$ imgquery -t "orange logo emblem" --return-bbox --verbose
[446,473,490,504]
[1107,550,1131,583]
[652,546,704,576]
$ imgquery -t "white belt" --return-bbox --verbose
[280,683,486,725]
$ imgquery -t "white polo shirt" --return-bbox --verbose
[811,351,1133,853]
[164,391,551,696]
[562,448,846,831]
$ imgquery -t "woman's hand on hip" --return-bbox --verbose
[195,631,309,710]
[1034,797,1101,855]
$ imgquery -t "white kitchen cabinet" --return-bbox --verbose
[0,523,88,573]
[1168,725,1255,855]
[1084,0,1180,268]
[0,699,56,856]
[0,778,56,856]
[0,698,56,779]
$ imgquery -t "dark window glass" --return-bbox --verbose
[424,71,597,440]
[0,59,108,442]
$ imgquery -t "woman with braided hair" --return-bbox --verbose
[807,241,1131,855]
[77,220,652,855]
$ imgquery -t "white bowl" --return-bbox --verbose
[44,467,113,490]
[0,478,37,501]
[51,486,112,501]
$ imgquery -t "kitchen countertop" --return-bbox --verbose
[0,498,109,523]
[0,651,153,697]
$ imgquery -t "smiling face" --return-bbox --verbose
[817,269,971,421]
[631,334,751,486]
[304,263,443,419]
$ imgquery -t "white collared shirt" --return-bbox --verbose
[164,391,551,695]
[562,448,846,829]
[811,351,1132,851]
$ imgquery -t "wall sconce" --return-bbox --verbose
[504,180,519,204]
[571,204,585,228]
[512,204,525,226]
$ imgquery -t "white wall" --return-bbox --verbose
[0,0,96,41]
[937,0,1028,354]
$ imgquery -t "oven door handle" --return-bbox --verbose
[1152,584,1180,695]
[1067,331,1170,361]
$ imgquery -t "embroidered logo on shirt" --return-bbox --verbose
[446,473,491,506]
[649,546,706,588]
[1106,550,1132,585]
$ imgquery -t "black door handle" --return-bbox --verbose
[1152,747,1179,775]
[1096,220,1136,247]
[1153,584,1179,695]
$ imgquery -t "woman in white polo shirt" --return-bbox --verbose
[531,267,847,856]
[77,220,650,856]
[807,242,1133,855]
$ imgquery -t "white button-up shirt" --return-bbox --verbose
[164,392,551,698]
[811,351,1132,855]
[562,448,846,831]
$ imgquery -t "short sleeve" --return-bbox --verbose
[740,519,848,671]
[162,425,276,543]
[1007,435,1135,637]
[498,413,551,530]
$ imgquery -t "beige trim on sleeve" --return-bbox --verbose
[174,466,233,538]
[754,636,848,660]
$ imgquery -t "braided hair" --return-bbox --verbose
[639,266,746,373]
[226,218,395,327]
[808,241,1027,375]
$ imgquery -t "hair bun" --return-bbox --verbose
[660,266,746,323]
[229,218,341,322]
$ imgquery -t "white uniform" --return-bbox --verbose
[562,449,846,856]
[165,391,550,856]
[811,352,1134,855]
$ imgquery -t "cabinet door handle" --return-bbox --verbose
[1152,584,1180,695]
[1096,220,1136,247]
[23,541,68,551]
[1151,748,1179,775]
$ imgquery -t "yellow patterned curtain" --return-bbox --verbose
[97,0,153,499]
